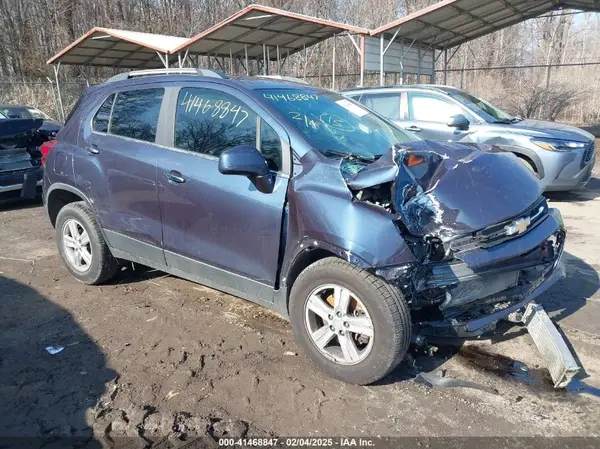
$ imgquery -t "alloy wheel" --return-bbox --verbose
[304,284,374,365]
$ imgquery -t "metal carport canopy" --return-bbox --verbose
[370,0,600,50]
[46,27,189,68]
[172,4,368,60]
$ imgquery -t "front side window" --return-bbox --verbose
[261,88,415,161]
[174,88,282,171]
[408,93,463,123]
[110,88,164,142]
[360,93,402,121]
[446,89,513,123]
[92,94,115,133]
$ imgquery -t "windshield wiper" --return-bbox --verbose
[494,116,522,124]
[322,149,377,162]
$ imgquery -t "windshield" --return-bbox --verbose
[259,88,417,160]
[27,108,51,120]
[0,107,29,119]
[447,90,516,123]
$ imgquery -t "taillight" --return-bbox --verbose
[40,140,57,166]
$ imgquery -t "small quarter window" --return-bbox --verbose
[92,94,115,133]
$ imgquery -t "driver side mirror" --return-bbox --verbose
[447,114,470,130]
[218,145,274,193]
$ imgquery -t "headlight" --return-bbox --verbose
[532,139,587,152]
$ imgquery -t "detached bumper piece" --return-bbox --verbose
[522,302,580,388]
[0,166,43,198]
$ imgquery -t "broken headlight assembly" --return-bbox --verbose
[532,138,587,152]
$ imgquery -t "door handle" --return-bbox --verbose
[86,144,100,155]
[405,126,422,132]
[165,170,186,184]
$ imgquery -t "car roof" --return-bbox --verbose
[99,74,323,93]
[0,104,31,110]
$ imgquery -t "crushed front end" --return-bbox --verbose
[344,140,566,338]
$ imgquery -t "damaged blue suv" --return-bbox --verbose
[43,69,566,385]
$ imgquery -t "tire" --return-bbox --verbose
[55,201,118,285]
[289,257,411,385]
[518,156,538,176]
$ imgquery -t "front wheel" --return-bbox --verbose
[289,257,411,385]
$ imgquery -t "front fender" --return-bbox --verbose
[281,153,416,285]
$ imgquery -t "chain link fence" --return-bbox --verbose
[440,63,600,129]
[0,79,91,121]
[2,63,598,133]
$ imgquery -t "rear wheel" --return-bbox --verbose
[55,201,118,284]
[289,257,411,385]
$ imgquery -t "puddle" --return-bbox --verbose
[458,346,553,386]
[457,346,600,400]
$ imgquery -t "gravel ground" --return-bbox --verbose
[0,153,599,447]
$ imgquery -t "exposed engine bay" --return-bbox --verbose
[340,140,566,337]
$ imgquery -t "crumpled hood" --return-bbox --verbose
[346,140,542,240]
[504,119,594,143]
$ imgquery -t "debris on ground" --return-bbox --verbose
[44,345,64,355]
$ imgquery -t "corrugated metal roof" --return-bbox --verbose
[46,27,189,68]
[370,0,600,49]
[173,4,369,59]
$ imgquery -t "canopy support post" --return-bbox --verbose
[332,34,336,90]
[245,45,249,75]
[444,48,448,84]
[52,63,65,122]
[277,45,281,75]
[380,35,384,86]
[303,44,307,80]
[360,35,365,87]
[262,44,267,75]
[345,32,364,87]
[230,46,234,75]
[380,27,401,86]
[431,50,436,84]
[156,51,169,68]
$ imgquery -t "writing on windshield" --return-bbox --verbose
[260,89,415,160]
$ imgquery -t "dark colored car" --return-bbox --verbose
[43,70,565,385]
[0,104,62,143]
[0,118,47,198]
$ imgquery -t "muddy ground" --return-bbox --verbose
[1,156,600,447]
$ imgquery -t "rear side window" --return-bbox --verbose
[109,88,164,142]
[359,93,402,120]
[174,87,282,171]
[92,94,115,133]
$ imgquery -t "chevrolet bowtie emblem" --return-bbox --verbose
[505,217,531,236]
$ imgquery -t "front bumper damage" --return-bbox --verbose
[342,140,578,386]
[415,208,566,338]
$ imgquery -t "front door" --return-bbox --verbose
[157,85,289,302]
[405,91,473,141]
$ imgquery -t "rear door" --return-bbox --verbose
[405,91,473,141]
[156,84,290,302]
[353,92,403,125]
[76,87,165,263]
